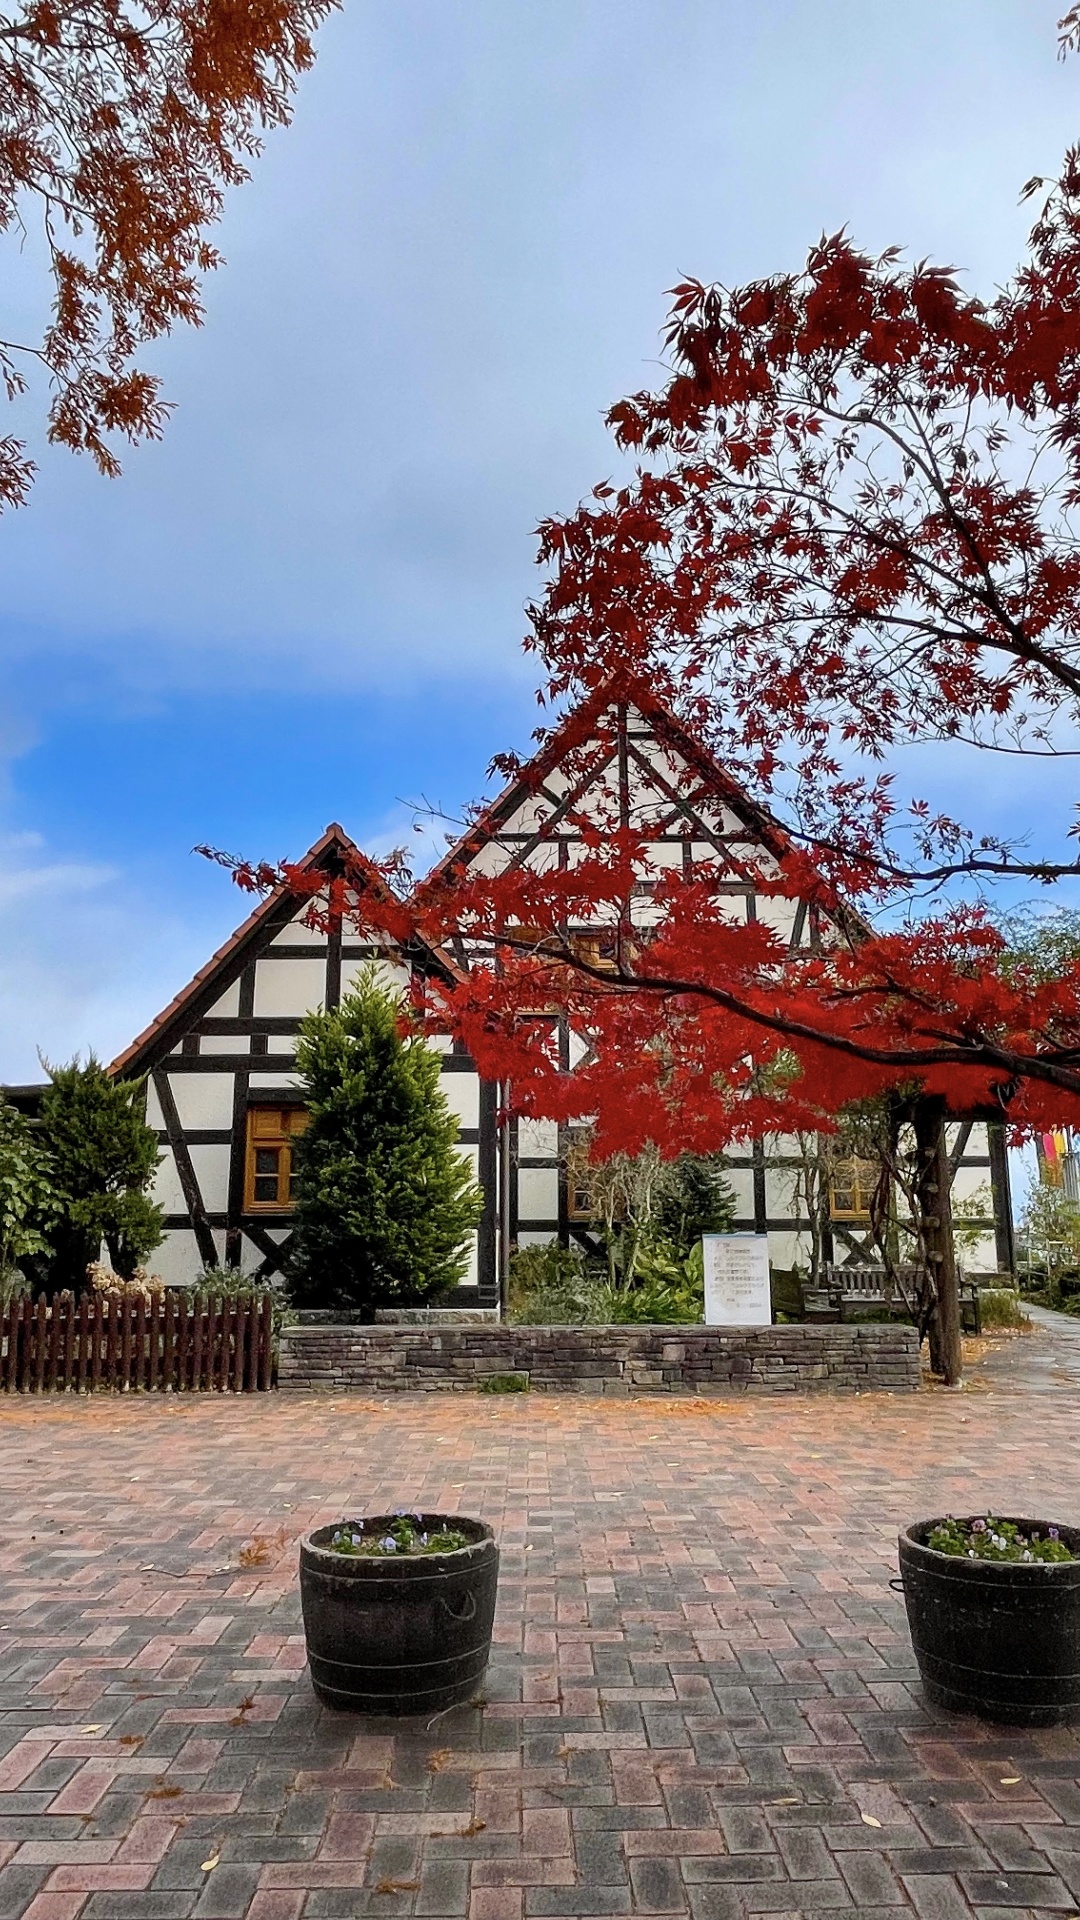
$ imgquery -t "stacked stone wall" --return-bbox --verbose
[278,1322,920,1395]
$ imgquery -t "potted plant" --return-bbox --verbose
[299,1511,499,1714]
[898,1515,1080,1724]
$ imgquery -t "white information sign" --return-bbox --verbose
[702,1233,772,1327]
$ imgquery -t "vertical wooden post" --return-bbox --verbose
[244,1297,258,1392]
[192,1292,204,1392]
[11,1296,24,1391]
[914,1096,962,1387]
[33,1296,48,1393]
[253,1297,267,1390]
[133,1293,146,1392]
[47,1294,63,1392]
[163,1290,175,1392]
[62,1294,76,1392]
[94,1296,106,1393]
[232,1299,244,1394]
[104,1294,117,1391]
[0,1295,11,1392]
[146,1292,158,1391]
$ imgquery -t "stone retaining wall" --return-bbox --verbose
[277,1322,920,1395]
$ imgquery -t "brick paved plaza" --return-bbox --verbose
[2,1323,1080,1920]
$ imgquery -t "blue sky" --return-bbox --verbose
[0,1,1077,1080]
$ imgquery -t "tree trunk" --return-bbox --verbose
[913,1096,962,1387]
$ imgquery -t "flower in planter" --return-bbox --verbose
[927,1516,1076,1564]
[328,1516,470,1557]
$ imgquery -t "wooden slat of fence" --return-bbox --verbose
[2,1299,14,1391]
[191,1297,204,1392]
[162,1290,175,1392]
[77,1295,89,1393]
[47,1293,63,1387]
[133,1294,145,1392]
[33,1296,47,1392]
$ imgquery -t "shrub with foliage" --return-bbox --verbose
[289,968,483,1317]
[508,1148,727,1325]
[0,1097,59,1302]
[38,1059,163,1293]
[1017,1180,1080,1311]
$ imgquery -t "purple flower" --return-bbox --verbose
[1050,1527,1060,1540]
[380,1536,398,1552]
[972,1518,987,1533]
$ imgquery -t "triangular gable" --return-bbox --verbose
[110,823,462,1080]
[419,670,862,942]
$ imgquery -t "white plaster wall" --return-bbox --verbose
[188,1145,231,1214]
[254,958,326,1016]
[151,1148,186,1216]
[724,1168,756,1219]
[755,897,799,941]
[339,955,410,998]
[270,915,326,947]
[768,1229,813,1272]
[166,1073,237,1131]
[765,1166,802,1219]
[440,1073,480,1129]
[248,1071,302,1091]
[207,981,241,1017]
[518,1166,559,1220]
[459,1232,479,1289]
[200,1034,249,1055]
[952,1164,995,1208]
[150,1229,205,1287]
[518,1119,559,1159]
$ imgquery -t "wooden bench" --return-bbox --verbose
[814,1264,982,1335]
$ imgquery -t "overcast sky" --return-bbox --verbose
[0,1,1077,1080]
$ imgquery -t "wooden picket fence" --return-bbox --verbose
[0,1290,276,1394]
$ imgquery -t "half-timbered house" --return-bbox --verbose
[12,674,1013,1304]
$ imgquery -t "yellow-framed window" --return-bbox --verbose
[828,1156,879,1222]
[244,1107,310,1212]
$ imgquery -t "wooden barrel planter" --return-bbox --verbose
[299,1515,499,1715]
[898,1517,1080,1725]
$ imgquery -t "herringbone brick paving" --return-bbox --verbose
[1,1323,1079,1919]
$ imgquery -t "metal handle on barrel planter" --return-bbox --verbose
[441,1589,477,1623]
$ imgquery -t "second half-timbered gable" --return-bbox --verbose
[423,672,1010,1275]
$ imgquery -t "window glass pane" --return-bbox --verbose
[255,1148,279,1175]
[254,1176,278,1202]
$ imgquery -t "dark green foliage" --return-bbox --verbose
[477,1371,530,1393]
[652,1154,736,1254]
[38,1058,163,1292]
[289,968,483,1317]
[0,1096,59,1295]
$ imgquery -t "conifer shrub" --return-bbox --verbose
[38,1058,163,1292]
[288,968,483,1317]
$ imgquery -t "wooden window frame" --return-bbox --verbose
[244,1106,310,1213]
[828,1155,879,1223]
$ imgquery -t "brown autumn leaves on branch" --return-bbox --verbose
[0,0,338,511]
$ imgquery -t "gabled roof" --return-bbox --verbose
[109,823,462,1080]
[421,667,796,887]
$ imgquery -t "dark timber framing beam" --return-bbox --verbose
[152,1070,218,1271]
